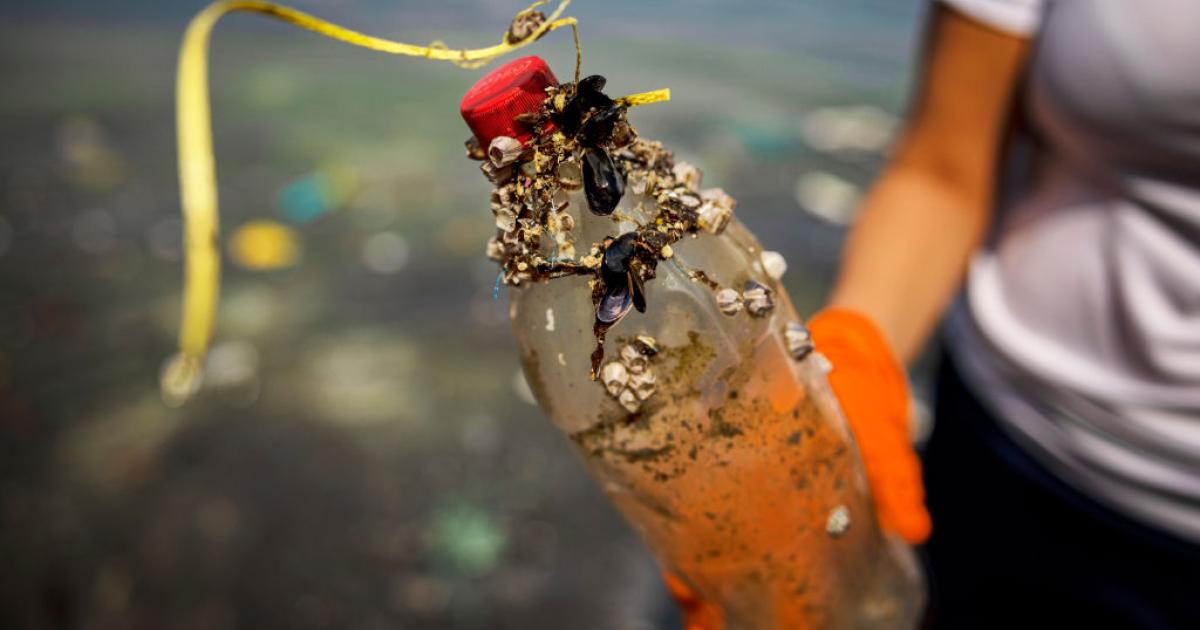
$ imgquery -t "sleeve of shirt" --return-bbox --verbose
[939,0,1045,37]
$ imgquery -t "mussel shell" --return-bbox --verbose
[555,100,585,135]
[576,75,613,109]
[583,148,624,216]
[602,233,639,277]
[579,107,622,148]
[597,282,634,324]
[578,74,607,93]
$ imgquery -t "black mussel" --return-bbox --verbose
[629,269,646,313]
[597,282,634,324]
[554,99,585,135]
[578,74,607,93]
[602,233,639,280]
[553,75,613,137]
[583,148,624,216]
[599,233,647,324]
[576,75,614,109]
[579,106,622,148]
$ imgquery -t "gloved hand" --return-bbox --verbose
[808,307,932,544]
[662,571,723,630]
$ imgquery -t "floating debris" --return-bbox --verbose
[361,231,411,274]
[795,171,861,226]
[785,322,814,361]
[827,504,851,537]
[800,105,897,155]
[228,220,300,270]
[743,280,775,317]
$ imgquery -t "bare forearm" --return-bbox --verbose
[829,164,990,362]
[825,7,1030,363]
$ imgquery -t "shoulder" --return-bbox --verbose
[939,0,1046,37]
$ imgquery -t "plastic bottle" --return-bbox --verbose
[461,56,924,629]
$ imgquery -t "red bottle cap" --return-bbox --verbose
[461,56,558,148]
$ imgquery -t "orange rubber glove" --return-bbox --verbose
[662,571,723,630]
[808,307,932,544]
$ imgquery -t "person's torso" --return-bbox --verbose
[955,0,1200,541]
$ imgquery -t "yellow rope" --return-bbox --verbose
[617,88,671,108]
[162,0,669,406]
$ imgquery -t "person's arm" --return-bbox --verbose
[806,7,1034,546]
[829,6,1032,363]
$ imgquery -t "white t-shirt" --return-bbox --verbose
[940,0,1200,541]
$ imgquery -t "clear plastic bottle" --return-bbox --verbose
[463,56,924,629]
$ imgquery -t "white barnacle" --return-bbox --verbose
[551,190,571,215]
[672,162,702,192]
[620,344,647,373]
[628,171,650,196]
[812,352,833,375]
[480,160,514,185]
[743,280,775,317]
[697,188,735,235]
[600,361,629,397]
[629,369,657,401]
[617,388,641,413]
[679,192,702,209]
[488,135,523,168]
[761,250,788,280]
[494,208,517,233]
[784,322,815,361]
[716,288,743,316]
[556,160,583,190]
[635,335,659,355]
[826,504,851,537]
[485,237,505,261]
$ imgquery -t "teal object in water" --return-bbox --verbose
[278,173,331,224]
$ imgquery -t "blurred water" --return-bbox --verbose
[0,2,924,628]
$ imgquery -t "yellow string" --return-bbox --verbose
[162,0,669,406]
[617,88,671,108]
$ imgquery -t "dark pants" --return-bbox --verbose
[923,354,1200,629]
